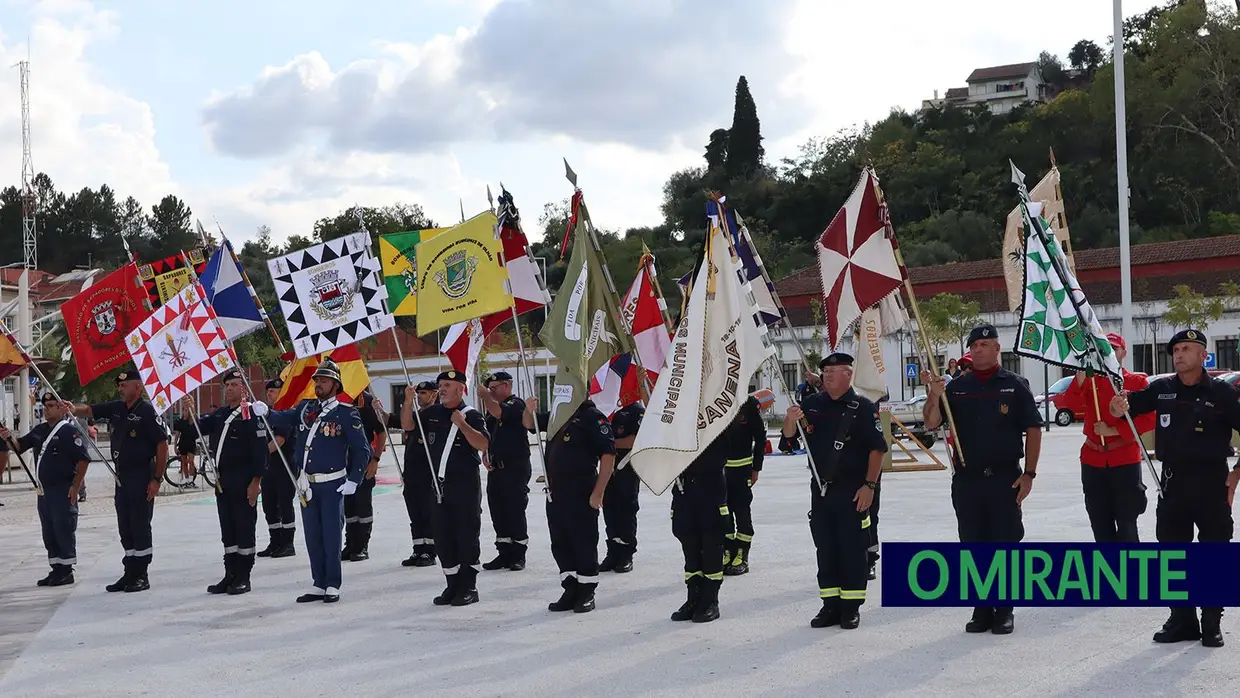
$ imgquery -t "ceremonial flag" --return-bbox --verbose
[126,283,236,413]
[492,189,551,323]
[0,332,28,380]
[1003,163,1074,312]
[199,241,264,340]
[440,318,485,394]
[60,262,152,384]
[587,353,642,418]
[268,232,394,359]
[619,245,672,383]
[709,199,785,326]
[415,211,511,336]
[1011,161,1121,377]
[852,294,908,403]
[378,228,447,316]
[139,248,208,308]
[273,344,371,409]
[817,169,904,351]
[627,219,775,495]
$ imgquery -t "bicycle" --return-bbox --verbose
[162,426,217,490]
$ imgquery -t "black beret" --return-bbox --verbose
[415,381,437,391]
[115,371,140,384]
[819,352,854,369]
[438,370,467,384]
[1166,328,1208,355]
[40,391,56,403]
[265,378,284,390]
[486,371,513,384]
[967,324,999,346]
[221,368,245,383]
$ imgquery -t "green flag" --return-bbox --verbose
[378,228,446,316]
[538,200,630,439]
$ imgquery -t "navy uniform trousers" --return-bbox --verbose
[39,484,79,568]
[303,481,346,591]
[116,467,156,574]
[261,462,298,548]
[810,481,871,609]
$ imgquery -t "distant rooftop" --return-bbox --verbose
[966,62,1037,83]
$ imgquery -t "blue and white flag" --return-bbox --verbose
[199,240,264,341]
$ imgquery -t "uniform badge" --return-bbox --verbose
[999,404,1009,415]
[564,434,571,442]
[129,430,137,438]
[428,433,436,445]
[1160,414,1171,428]
[74,437,83,446]
[599,423,610,435]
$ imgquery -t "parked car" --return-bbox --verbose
[884,394,936,447]
[1040,376,1082,427]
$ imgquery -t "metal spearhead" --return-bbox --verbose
[564,158,578,188]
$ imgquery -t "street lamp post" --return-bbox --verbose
[1115,0,1136,368]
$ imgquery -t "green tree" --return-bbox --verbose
[1161,282,1238,330]
[725,76,764,179]
[1068,39,1105,74]
[921,293,983,354]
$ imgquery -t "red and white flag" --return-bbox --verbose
[478,188,551,339]
[817,168,904,351]
[440,318,485,394]
[620,248,672,383]
[126,282,236,414]
[588,353,642,418]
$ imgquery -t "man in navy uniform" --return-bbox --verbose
[1111,328,1240,648]
[179,369,269,595]
[670,430,730,624]
[545,400,616,613]
[785,353,887,629]
[258,359,371,603]
[600,402,644,573]
[1,393,91,586]
[723,395,766,576]
[394,381,440,567]
[69,370,168,593]
[414,370,489,606]
[342,388,386,562]
[257,377,299,558]
[480,371,537,572]
[923,323,1042,635]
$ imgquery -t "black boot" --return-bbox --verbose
[965,607,994,633]
[1153,607,1201,643]
[482,543,509,571]
[413,544,437,567]
[507,543,527,571]
[208,554,236,594]
[1201,608,1224,648]
[692,579,721,623]
[37,568,56,587]
[451,567,480,606]
[868,549,879,580]
[341,522,356,561]
[721,541,737,573]
[600,541,619,573]
[47,565,74,587]
[810,599,840,628]
[125,564,150,593]
[549,577,579,612]
[725,545,750,576]
[433,574,459,606]
[574,582,597,613]
[106,568,132,593]
[840,601,861,630]
[991,607,1014,635]
[349,523,371,561]
[671,577,703,621]
[271,529,296,558]
[613,551,634,574]
[257,533,278,557]
[228,556,253,595]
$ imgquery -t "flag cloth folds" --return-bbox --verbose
[0,330,27,380]
[60,262,152,384]
[817,168,904,351]
[588,353,642,418]
[1011,161,1120,377]
[709,199,785,326]
[1003,164,1075,312]
[440,318,485,395]
[619,244,672,384]
[268,232,394,359]
[493,189,551,323]
[139,248,208,308]
[273,344,371,409]
[627,218,775,495]
[378,227,447,316]
[126,283,236,414]
[852,294,907,403]
[415,211,511,336]
[199,241,264,341]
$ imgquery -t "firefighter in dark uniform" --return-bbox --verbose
[342,388,385,562]
[414,370,490,606]
[723,395,766,576]
[545,400,616,613]
[922,323,1042,635]
[258,377,298,558]
[392,380,439,567]
[601,402,644,573]
[259,359,371,603]
[1,393,91,586]
[784,354,886,629]
[480,371,536,572]
[70,371,168,593]
[1110,328,1240,648]
[179,369,269,595]
[669,429,730,624]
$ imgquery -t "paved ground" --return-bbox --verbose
[0,426,1235,697]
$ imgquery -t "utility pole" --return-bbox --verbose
[1113,0,1135,369]
[16,59,35,432]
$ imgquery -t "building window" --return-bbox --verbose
[1001,352,1021,374]
[536,374,551,406]
[1217,338,1239,371]
[390,384,408,416]
[781,362,800,391]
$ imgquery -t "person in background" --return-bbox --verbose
[946,358,959,378]
[79,419,98,503]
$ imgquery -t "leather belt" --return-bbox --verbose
[307,470,346,483]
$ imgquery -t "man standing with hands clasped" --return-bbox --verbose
[922,323,1042,636]
[480,371,537,572]
[1110,328,1240,648]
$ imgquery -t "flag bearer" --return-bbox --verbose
[600,402,644,573]
[669,435,730,624]
[393,381,439,567]
[785,353,886,629]
[1111,329,1240,648]
[723,395,766,576]
[69,371,168,593]
[544,400,615,614]
[257,360,370,603]
[341,388,385,562]
[257,377,298,558]
[480,371,537,572]
[1,393,90,587]
[922,323,1042,635]
[180,369,268,595]
[415,370,490,607]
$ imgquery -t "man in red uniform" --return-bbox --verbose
[1057,333,1154,542]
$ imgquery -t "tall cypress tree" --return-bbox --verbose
[704,128,730,174]
[725,76,764,178]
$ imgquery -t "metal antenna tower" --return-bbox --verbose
[17,60,36,270]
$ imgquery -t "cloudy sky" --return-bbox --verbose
[0,0,1163,247]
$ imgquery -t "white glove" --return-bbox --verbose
[252,401,270,417]
[297,471,312,502]
[337,480,358,496]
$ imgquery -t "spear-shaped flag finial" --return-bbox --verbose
[459,198,466,223]
[486,184,494,212]
[353,204,368,234]
[564,158,578,189]
[1010,159,1026,187]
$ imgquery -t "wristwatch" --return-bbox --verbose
[864,480,878,490]
[1023,471,1037,479]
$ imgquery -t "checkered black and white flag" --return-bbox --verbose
[267,232,394,359]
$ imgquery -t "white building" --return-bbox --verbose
[923,62,1053,115]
